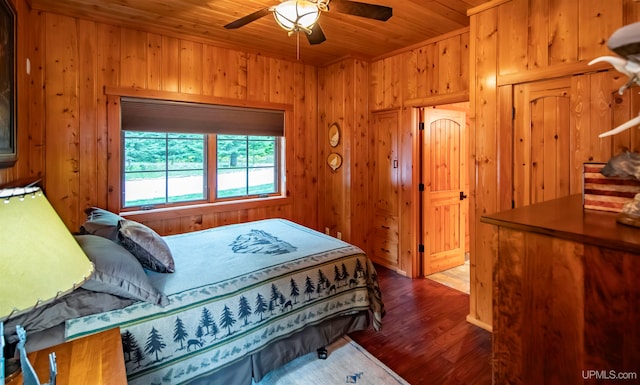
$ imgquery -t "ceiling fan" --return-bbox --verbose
[224,0,393,45]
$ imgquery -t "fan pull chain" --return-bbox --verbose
[296,32,300,61]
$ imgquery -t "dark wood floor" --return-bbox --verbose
[349,265,492,385]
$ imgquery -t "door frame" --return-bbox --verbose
[404,94,470,278]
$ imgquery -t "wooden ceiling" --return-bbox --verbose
[27,0,489,65]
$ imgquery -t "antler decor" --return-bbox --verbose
[588,22,640,138]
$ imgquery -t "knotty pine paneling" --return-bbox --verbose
[94,24,120,209]
[178,40,203,95]
[469,5,499,331]
[317,59,369,251]
[44,13,81,231]
[496,0,624,77]
[368,29,471,278]
[160,36,180,93]
[578,0,623,62]
[318,62,347,241]
[22,2,45,181]
[398,105,420,278]
[528,0,550,71]
[400,29,470,104]
[469,0,640,331]
[548,0,578,66]
[350,60,370,253]
[568,72,638,196]
[438,34,465,94]
[626,0,640,24]
[202,46,248,99]
[496,0,527,75]
[369,55,403,110]
[292,60,319,231]
[78,19,99,212]
[120,29,147,89]
[8,2,318,235]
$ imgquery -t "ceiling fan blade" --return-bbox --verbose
[306,23,327,45]
[224,8,271,29]
[329,0,392,21]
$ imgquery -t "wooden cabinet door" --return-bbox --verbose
[513,78,571,208]
[370,110,400,268]
[421,108,467,275]
[371,110,399,215]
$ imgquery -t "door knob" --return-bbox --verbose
[460,191,468,200]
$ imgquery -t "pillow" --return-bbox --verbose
[79,207,124,242]
[75,234,169,306]
[117,219,175,273]
[3,288,135,344]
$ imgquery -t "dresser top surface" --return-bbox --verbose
[481,194,640,253]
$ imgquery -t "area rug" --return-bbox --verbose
[254,336,410,385]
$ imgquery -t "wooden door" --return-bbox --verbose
[370,110,400,269]
[371,111,399,215]
[421,108,467,275]
[513,78,571,208]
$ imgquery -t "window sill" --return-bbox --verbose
[120,195,291,222]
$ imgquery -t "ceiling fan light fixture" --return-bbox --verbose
[273,0,320,33]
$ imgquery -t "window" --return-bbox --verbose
[216,135,278,199]
[119,97,285,210]
[123,132,206,208]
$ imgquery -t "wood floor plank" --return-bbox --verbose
[350,265,492,385]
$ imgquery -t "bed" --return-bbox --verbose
[4,210,384,385]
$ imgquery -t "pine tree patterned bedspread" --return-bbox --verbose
[65,219,384,385]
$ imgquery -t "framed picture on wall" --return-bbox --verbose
[0,0,16,168]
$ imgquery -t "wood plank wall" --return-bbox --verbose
[366,29,471,278]
[317,59,370,251]
[4,0,471,282]
[11,0,633,334]
[468,0,640,330]
[1,0,319,235]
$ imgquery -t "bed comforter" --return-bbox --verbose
[65,219,384,385]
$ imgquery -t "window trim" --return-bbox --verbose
[106,87,293,214]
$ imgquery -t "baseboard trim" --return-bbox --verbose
[466,314,493,332]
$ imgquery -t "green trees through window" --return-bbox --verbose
[216,135,277,198]
[122,132,279,208]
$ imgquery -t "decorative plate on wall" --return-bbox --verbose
[329,122,340,147]
[327,153,342,171]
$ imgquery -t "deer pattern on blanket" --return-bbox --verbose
[68,248,384,385]
[119,257,368,383]
[120,258,367,359]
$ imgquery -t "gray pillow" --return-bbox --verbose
[79,207,124,242]
[3,288,135,344]
[117,219,175,273]
[75,234,169,306]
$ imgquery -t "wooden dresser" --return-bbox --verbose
[481,195,639,385]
